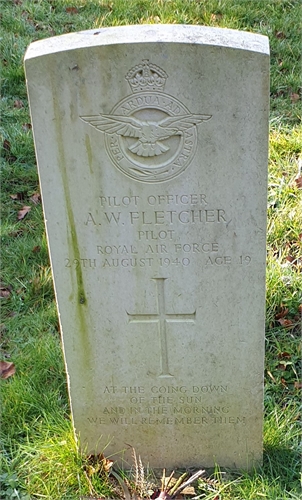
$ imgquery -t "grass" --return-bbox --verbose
[1,0,301,498]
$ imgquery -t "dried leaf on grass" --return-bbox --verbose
[22,123,32,131]
[66,7,78,14]
[10,192,27,201]
[278,318,294,328]
[290,93,300,103]
[275,307,289,320]
[17,205,31,220]
[275,30,286,39]
[30,192,41,204]
[278,352,291,360]
[294,175,302,188]
[85,453,113,476]
[0,284,12,298]
[0,361,15,379]
[211,13,223,21]
[281,377,288,388]
[3,139,11,152]
[14,99,24,108]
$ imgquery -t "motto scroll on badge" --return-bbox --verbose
[81,60,212,183]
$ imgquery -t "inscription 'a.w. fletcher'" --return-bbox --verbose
[84,208,228,226]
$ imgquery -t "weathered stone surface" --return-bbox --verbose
[25,25,269,469]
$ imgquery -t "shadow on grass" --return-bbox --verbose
[262,443,301,491]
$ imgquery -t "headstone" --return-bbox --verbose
[24,25,269,469]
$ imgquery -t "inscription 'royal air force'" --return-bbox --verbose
[81,60,212,182]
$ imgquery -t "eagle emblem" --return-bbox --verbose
[80,59,212,183]
[81,113,211,158]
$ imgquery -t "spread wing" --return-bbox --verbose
[157,114,212,136]
[80,114,143,138]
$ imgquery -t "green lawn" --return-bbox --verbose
[1,1,301,499]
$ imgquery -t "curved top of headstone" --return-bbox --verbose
[24,24,269,60]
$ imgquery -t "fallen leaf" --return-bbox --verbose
[30,192,41,204]
[66,7,78,14]
[278,318,294,327]
[0,284,12,299]
[275,31,286,39]
[211,13,223,21]
[275,307,289,320]
[0,361,15,379]
[101,456,113,473]
[181,486,195,495]
[281,377,288,387]
[294,382,302,389]
[32,245,41,253]
[294,175,302,188]
[14,99,24,109]
[22,123,32,131]
[18,206,31,220]
[290,93,300,103]
[277,363,287,371]
[278,352,291,360]
[85,453,113,475]
[10,191,26,201]
[3,139,11,152]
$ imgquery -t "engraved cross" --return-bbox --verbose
[127,278,196,377]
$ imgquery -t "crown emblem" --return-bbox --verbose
[125,59,167,93]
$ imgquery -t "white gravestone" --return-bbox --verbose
[25,25,269,469]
